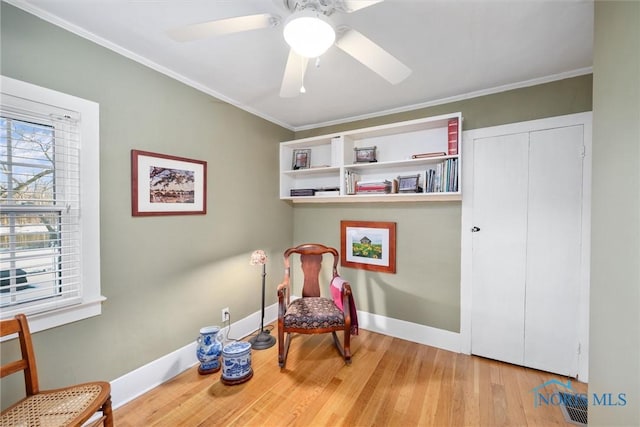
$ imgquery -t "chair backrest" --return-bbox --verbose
[283,243,339,297]
[0,314,40,396]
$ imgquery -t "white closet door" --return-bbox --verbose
[523,125,584,376]
[470,132,529,365]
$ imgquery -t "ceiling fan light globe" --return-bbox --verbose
[283,11,335,58]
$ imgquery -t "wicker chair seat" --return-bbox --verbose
[0,382,109,427]
[1,314,112,427]
[284,297,345,330]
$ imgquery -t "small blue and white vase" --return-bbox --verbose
[196,325,223,375]
[221,341,253,385]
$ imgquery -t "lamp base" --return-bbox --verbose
[249,330,276,350]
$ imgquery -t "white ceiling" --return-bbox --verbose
[8,0,594,130]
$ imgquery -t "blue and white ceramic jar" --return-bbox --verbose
[196,325,223,375]
[221,341,253,385]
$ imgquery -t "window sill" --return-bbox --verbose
[0,296,106,341]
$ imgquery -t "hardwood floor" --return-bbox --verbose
[114,326,587,426]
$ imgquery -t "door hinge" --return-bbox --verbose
[580,145,586,158]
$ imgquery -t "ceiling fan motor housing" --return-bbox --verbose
[282,0,348,16]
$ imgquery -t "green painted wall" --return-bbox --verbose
[291,74,593,333]
[1,3,293,405]
[590,1,640,425]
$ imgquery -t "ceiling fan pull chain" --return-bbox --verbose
[300,59,307,93]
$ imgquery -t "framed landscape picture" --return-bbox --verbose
[340,220,396,273]
[131,149,207,216]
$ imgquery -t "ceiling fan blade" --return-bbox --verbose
[280,50,309,98]
[341,0,384,13]
[335,28,411,85]
[168,13,277,42]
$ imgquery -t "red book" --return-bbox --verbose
[356,185,388,191]
[448,118,459,155]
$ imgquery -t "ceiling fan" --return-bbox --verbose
[167,0,412,97]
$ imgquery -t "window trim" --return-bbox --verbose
[1,75,103,334]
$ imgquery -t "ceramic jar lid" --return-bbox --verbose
[223,341,251,355]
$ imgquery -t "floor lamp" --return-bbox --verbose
[249,250,276,350]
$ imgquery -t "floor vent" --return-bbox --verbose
[559,392,588,425]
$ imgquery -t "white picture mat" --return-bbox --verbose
[345,227,390,267]
[136,155,205,213]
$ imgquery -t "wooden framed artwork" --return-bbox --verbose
[131,149,207,216]
[340,220,396,273]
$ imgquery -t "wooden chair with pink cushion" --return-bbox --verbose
[277,243,358,368]
[0,313,113,427]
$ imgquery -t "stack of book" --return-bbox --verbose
[448,118,459,155]
[315,186,340,197]
[425,158,458,193]
[345,170,360,195]
[355,180,393,194]
[290,188,315,197]
[291,187,341,197]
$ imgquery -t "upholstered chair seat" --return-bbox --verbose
[284,297,346,330]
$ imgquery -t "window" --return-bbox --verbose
[0,76,102,333]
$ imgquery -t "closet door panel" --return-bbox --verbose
[471,132,529,365]
[524,125,584,376]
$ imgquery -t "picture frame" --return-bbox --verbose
[397,174,422,193]
[131,149,207,216]
[340,220,396,273]
[292,149,311,170]
[354,146,377,163]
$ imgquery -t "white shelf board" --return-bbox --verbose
[284,192,462,203]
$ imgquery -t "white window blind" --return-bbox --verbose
[1,76,101,333]
[1,95,85,315]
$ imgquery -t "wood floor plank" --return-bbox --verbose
[400,344,436,425]
[390,340,428,422]
[449,352,471,426]
[500,363,528,426]
[462,356,482,426]
[310,333,393,426]
[417,344,448,425]
[114,326,587,426]
[351,338,408,425]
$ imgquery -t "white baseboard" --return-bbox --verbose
[356,311,461,354]
[108,305,459,410]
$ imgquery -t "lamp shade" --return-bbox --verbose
[250,250,267,265]
[283,10,335,58]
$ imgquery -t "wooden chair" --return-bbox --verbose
[277,243,356,368]
[0,313,113,427]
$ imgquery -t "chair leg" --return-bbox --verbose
[278,325,285,367]
[343,329,351,365]
[279,333,291,368]
[103,396,114,427]
[330,331,352,364]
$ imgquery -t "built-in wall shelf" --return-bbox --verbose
[280,112,462,203]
